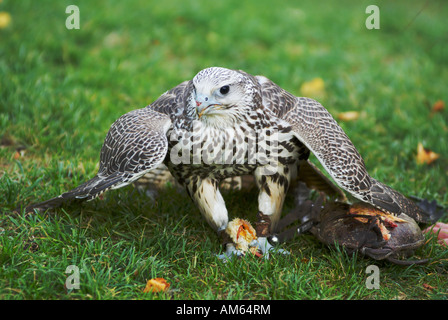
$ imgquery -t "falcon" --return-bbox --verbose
[26,67,427,258]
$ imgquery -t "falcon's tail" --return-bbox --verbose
[24,173,124,213]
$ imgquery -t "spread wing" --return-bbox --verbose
[25,82,189,212]
[257,75,430,223]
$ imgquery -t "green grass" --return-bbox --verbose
[1,0,447,300]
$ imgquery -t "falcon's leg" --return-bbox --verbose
[253,164,294,257]
[185,177,228,231]
[185,177,240,260]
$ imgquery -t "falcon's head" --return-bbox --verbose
[188,67,261,127]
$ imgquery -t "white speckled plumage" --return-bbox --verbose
[27,67,428,245]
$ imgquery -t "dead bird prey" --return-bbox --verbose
[272,181,436,265]
[25,67,429,259]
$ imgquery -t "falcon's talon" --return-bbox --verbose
[253,237,289,259]
[249,239,258,247]
[216,243,245,262]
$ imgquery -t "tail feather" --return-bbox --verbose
[24,173,124,213]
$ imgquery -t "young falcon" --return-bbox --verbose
[26,67,428,259]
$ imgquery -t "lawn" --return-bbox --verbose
[0,0,447,301]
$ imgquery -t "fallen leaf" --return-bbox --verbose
[143,278,170,293]
[0,12,11,29]
[300,78,325,98]
[422,283,436,291]
[416,143,439,165]
[431,100,445,114]
[338,111,360,122]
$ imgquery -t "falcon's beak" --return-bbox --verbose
[195,94,221,118]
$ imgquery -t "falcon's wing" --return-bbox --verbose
[25,82,188,212]
[257,76,430,223]
[96,106,172,185]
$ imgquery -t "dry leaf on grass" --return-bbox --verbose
[337,111,360,122]
[0,12,11,29]
[143,278,170,293]
[422,283,436,291]
[300,78,325,98]
[416,143,439,165]
[431,100,445,114]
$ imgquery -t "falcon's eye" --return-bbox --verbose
[219,85,230,95]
